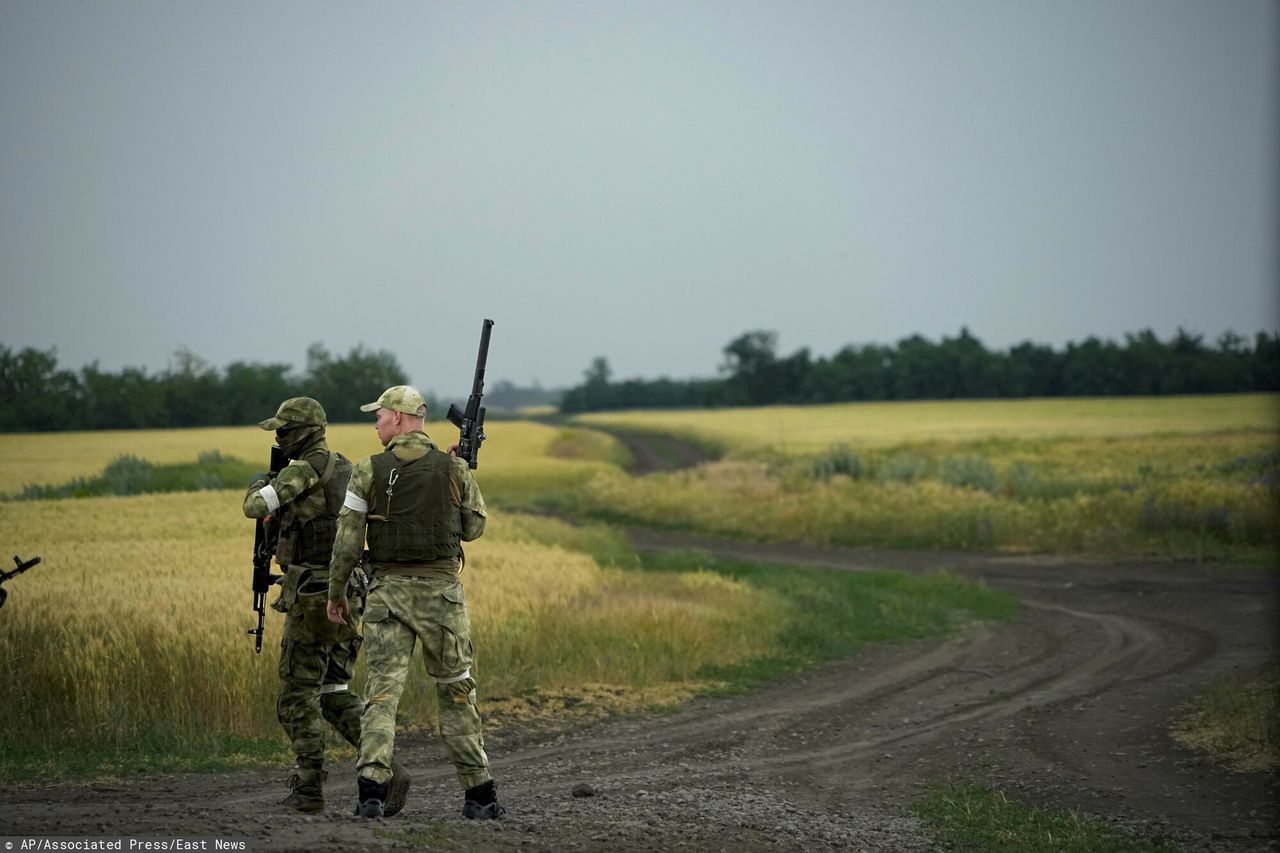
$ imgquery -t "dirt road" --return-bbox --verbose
[2,530,1276,852]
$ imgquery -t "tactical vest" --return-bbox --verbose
[275,450,353,566]
[366,447,463,563]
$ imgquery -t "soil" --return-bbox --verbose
[2,435,1277,851]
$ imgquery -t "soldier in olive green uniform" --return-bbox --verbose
[244,396,409,814]
[327,385,503,820]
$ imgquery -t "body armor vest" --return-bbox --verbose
[366,447,462,563]
[275,450,352,566]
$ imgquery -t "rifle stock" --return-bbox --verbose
[446,318,494,469]
[248,445,287,653]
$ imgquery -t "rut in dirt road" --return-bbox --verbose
[617,530,1278,847]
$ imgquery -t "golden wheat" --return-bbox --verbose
[0,419,619,495]
[574,394,1280,456]
[0,491,775,750]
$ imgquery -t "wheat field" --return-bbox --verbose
[3,394,1273,774]
[574,394,1280,456]
[0,492,779,758]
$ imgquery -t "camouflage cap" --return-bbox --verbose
[258,397,327,430]
[360,385,427,417]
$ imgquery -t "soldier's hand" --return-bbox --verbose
[247,472,270,488]
[327,596,350,625]
[447,444,461,457]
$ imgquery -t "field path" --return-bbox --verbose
[2,534,1276,851]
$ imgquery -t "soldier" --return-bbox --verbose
[326,385,503,820]
[243,396,410,814]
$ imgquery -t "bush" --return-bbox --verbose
[100,455,154,495]
[809,445,864,480]
[1005,461,1090,501]
[938,455,998,493]
[878,452,928,483]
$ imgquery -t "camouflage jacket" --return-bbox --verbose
[327,430,486,601]
[243,437,336,524]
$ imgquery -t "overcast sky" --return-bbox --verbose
[2,1,1276,395]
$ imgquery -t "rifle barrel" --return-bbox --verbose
[471,319,494,397]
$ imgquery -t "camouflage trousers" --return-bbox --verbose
[276,566,365,772]
[358,574,492,791]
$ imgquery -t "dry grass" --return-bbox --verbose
[1170,668,1280,773]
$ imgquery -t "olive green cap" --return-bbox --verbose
[258,396,327,430]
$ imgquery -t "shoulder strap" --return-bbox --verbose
[294,451,338,502]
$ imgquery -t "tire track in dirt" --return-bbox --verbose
[2,523,1275,850]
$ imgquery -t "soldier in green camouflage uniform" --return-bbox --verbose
[244,396,409,815]
[327,385,503,820]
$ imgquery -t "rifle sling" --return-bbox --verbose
[292,451,338,503]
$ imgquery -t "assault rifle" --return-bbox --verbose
[446,318,494,470]
[247,445,287,653]
[0,554,42,611]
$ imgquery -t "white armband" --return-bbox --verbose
[259,484,280,513]
[343,491,369,513]
[435,669,472,685]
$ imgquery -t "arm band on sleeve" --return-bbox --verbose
[343,491,369,513]
[259,484,281,513]
[434,669,472,685]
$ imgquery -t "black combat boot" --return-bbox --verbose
[462,779,506,820]
[280,767,325,814]
[356,775,390,818]
[384,759,412,817]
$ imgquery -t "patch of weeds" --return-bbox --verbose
[1171,666,1279,773]
[0,733,287,782]
[1006,461,1091,501]
[636,549,1016,694]
[914,785,1180,852]
[878,451,929,483]
[809,444,865,479]
[937,455,999,493]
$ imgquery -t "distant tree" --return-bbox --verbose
[165,348,223,427]
[1251,332,1280,391]
[0,345,82,431]
[222,361,297,424]
[719,331,779,405]
[890,334,951,399]
[1061,336,1125,395]
[304,343,409,422]
[1003,341,1060,397]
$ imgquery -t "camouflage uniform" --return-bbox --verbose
[244,397,365,810]
[328,391,493,801]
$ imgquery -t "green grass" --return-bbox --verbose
[914,785,1180,852]
[636,549,1017,692]
[0,732,288,779]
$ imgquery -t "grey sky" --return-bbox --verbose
[2,1,1276,396]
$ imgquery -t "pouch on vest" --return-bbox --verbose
[271,564,305,613]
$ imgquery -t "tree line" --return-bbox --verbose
[0,343,419,432]
[559,328,1280,413]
